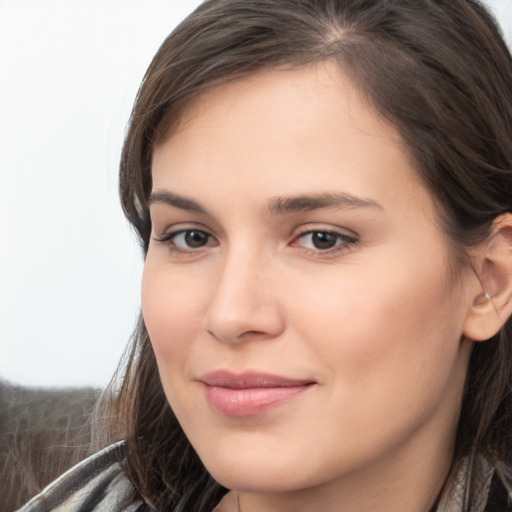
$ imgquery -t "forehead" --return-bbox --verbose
[164,61,394,150]
[151,61,431,217]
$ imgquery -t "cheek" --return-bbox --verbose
[290,242,462,396]
[141,261,204,367]
[141,260,212,423]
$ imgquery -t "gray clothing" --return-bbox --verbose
[16,442,146,512]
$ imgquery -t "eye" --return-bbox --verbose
[174,230,211,248]
[154,229,216,250]
[293,230,357,253]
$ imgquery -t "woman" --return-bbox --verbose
[18,0,512,511]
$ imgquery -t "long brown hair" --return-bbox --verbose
[106,1,512,510]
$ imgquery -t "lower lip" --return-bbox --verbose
[204,384,312,417]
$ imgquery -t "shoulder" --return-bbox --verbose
[16,441,147,512]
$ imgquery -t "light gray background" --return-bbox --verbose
[1,0,511,388]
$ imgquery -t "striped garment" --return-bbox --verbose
[16,442,146,512]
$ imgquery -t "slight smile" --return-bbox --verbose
[198,371,317,417]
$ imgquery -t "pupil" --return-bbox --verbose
[312,232,337,250]
[185,231,208,248]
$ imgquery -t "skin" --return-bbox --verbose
[142,62,478,512]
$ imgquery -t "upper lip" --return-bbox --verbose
[198,370,315,389]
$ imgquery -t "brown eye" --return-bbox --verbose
[310,231,339,250]
[183,230,210,248]
[299,231,342,250]
[154,229,216,250]
[293,229,358,255]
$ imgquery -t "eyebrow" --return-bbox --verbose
[267,192,383,214]
[147,190,382,215]
[147,190,208,214]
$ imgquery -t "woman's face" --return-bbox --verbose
[143,62,475,505]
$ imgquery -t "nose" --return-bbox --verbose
[204,248,285,344]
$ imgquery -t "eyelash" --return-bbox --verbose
[153,227,358,257]
[291,229,358,256]
[153,229,217,252]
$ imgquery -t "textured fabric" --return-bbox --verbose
[16,442,147,512]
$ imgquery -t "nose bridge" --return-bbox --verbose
[204,240,283,343]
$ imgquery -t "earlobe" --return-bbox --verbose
[463,214,512,342]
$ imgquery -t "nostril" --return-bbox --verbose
[242,330,265,337]
[238,330,268,341]
[206,328,268,343]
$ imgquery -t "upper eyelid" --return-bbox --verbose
[153,227,214,241]
[292,223,358,238]
[295,229,356,239]
[292,229,358,245]
[148,203,225,234]
[153,221,215,237]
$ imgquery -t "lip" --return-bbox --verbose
[198,370,316,417]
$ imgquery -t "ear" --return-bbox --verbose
[463,213,512,342]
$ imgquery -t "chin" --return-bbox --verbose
[208,464,303,493]
[196,441,324,493]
